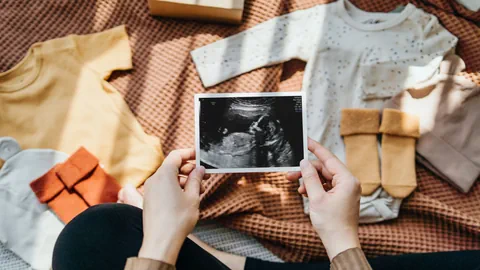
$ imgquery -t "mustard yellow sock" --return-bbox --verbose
[340,109,381,196]
[380,109,420,198]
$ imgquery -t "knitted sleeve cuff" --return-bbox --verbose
[379,109,420,138]
[124,257,175,270]
[340,109,380,136]
[330,247,372,270]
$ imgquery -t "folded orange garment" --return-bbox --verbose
[30,147,121,223]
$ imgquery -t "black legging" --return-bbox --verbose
[52,204,480,270]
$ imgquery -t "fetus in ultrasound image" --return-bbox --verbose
[199,96,304,169]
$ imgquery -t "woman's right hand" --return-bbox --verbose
[286,138,362,260]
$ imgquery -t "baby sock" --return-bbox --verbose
[340,109,381,196]
[379,109,420,198]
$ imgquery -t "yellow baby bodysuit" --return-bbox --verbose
[0,25,164,187]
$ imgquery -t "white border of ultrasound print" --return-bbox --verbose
[194,91,308,174]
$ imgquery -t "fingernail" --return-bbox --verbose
[197,166,205,174]
[300,159,308,169]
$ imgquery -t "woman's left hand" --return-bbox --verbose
[138,149,207,265]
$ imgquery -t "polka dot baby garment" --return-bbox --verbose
[191,0,457,163]
[191,0,457,221]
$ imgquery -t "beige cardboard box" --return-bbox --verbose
[148,0,245,24]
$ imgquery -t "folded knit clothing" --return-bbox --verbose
[0,137,66,270]
[380,109,420,198]
[340,109,381,196]
[385,55,480,193]
[358,188,402,224]
[30,147,121,224]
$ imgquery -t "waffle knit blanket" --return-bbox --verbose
[1,0,479,262]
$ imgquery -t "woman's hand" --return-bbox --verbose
[138,149,206,265]
[286,138,362,260]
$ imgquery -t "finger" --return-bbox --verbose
[300,159,326,198]
[298,183,307,195]
[286,160,334,181]
[179,162,211,180]
[179,162,196,176]
[285,171,302,181]
[185,166,205,197]
[179,175,208,190]
[157,149,196,182]
[286,161,324,181]
[323,181,333,191]
[200,183,206,194]
[308,138,348,174]
[308,138,336,163]
[315,161,334,180]
[179,175,188,188]
[178,175,208,188]
[299,183,308,197]
[163,149,196,169]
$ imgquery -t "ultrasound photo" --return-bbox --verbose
[195,93,306,173]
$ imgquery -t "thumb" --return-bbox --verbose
[300,160,325,199]
[184,166,205,197]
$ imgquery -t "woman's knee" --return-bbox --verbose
[52,203,144,270]
[61,203,142,233]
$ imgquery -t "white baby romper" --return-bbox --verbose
[0,137,67,270]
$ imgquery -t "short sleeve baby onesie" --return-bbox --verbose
[0,25,164,187]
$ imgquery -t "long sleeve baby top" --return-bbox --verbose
[191,0,457,163]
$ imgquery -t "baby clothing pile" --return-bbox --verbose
[0,26,165,269]
[0,138,123,269]
[190,0,477,221]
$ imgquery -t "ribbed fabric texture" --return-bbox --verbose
[330,248,372,270]
[124,258,175,270]
[340,109,381,196]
